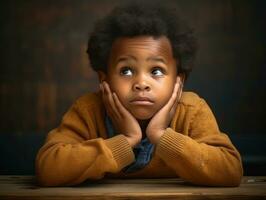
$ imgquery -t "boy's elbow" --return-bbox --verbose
[35,155,67,187]
[223,162,243,187]
[204,161,243,187]
[226,171,242,187]
[35,163,60,187]
[232,157,244,186]
[205,170,243,187]
[36,167,71,187]
[36,174,53,187]
[221,149,244,187]
[231,167,243,187]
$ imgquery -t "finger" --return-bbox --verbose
[102,82,121,119]
[169,81,180,109]
[170,77,183,115]
[170,87,181,115]
[100,83,115,118]
[164,79,179,110]
[112,92,130,118]
[172,77,183,107]
[176,77,183,103]
[102,82,119,118]
[177,76,183,100]
[178,83,183,101]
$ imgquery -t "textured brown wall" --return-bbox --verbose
[0,0,265,135]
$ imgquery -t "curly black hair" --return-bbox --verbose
[87,1,197,80]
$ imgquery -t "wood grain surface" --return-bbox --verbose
[0,176,265,200]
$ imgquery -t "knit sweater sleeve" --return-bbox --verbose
[35,99,135,186]
[155,99,243,186]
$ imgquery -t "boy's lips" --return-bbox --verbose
[130,96,154,105]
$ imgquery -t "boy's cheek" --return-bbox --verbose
[156,101,168,112]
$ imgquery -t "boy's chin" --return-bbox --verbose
[131,110,154,120]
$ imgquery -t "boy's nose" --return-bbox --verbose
[133,82,151,91]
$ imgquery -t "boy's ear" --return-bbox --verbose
[97,71,107,83]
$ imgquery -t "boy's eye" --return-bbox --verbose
[151,67,164,76]
[120,67,133,76]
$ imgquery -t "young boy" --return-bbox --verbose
[35,2,243,187]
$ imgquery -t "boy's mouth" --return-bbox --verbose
[130,96,154,106]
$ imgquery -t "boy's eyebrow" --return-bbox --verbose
[146,56,166,64]
[116,55,136,63]
[116,55,166,64]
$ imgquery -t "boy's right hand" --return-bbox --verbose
[100,81,142,147]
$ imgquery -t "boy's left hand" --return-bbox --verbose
[146,76,183,144]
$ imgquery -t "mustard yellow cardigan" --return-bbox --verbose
[35,91,243,187]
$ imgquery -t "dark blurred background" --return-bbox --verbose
[0,0,265,175]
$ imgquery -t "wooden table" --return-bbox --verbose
[0,176,265,200]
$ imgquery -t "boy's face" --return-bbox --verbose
[103,36,178,120]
